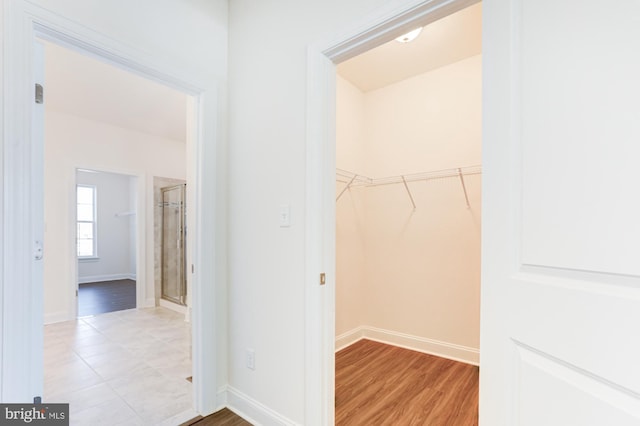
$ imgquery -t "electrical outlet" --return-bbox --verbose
[246,349,255,370]
[279,204,290,227]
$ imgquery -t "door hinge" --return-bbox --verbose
[34,240,43,260]
[76,289,78,297]
[35,83,44,104]
[320,273,326,286]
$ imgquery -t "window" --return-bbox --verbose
[77,185,97,258]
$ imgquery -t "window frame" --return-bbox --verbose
[76,184,98,259]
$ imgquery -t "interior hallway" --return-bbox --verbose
[44,307,194,425]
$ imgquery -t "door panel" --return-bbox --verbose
[519,0,640,276]
[516,344,640,425]
[481,0,640,424]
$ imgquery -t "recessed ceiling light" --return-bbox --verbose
[395,27,423,43]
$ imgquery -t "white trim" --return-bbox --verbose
[335,326,365,352]
[159,298,187,315]
[226,386,300,426]
[78,273,136,284]
[336,326,479,365]
[2,0,221,412]
[304,0,481,422]
[43,311,71,325]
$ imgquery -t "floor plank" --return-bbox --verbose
[78,279,136,316]
[336,339,479,426]
[181,408,252,426]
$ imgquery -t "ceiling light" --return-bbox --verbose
[395,27,423,43]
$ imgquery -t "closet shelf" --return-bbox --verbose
[336,164,481,209]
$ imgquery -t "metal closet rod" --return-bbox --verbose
[336,164,482,209]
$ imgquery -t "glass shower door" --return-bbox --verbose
[161,184,186,305]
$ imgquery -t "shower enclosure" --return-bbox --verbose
[161,184,187,305]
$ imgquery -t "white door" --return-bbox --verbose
[481,0,640,425]
[31,40,45,401]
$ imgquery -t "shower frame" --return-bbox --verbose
[160,184,187,306]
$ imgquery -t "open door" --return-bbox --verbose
[481,0,640,424]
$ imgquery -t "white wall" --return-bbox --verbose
[44,110,186,323]
[76,170,136,283]
[336,55,482,361]
[228,0,391,422]
[335,77,368,339]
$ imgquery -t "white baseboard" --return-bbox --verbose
[225,385,300,426]
[78,273,136,284]
[142,298,156,308]
[336,325,479,366]
[44,310,72,325]
[335,326,365,351]
[159,298,188,314]
[216,385,228,409]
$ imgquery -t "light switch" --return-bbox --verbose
[279,204,291,227]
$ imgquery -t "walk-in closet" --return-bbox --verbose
[335,3,482,423]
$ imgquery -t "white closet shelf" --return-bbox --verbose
[336,164,482,208]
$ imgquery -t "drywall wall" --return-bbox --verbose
[76,170,136,283]
[228,0,390,422]
[336,55,482,361]
[335,76,368,339]
[44,110,186,323]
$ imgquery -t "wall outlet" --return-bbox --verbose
[279,204,290,227]
[246,349,255,370]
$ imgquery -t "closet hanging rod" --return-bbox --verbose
[336,165,481,188]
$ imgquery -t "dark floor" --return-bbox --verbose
[180,408,251,426]
[78,279,136,317]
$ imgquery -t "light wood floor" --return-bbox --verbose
[336,339,479,425]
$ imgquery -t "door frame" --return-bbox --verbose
[304,0,480,423]
[73,168,142,317]
[2,1,221,414]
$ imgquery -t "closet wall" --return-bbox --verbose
[336,54,482,363]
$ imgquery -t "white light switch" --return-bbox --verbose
[279,204,291,227]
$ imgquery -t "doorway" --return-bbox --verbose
[3,3,220,412]
[304,0,482,423]
[160,183,188,307]
[40,38,196,422]
[333,3,481,422]
[75,169,138,317]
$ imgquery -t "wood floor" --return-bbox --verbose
[183,340,478,426]
[180,408,252,426]
[336,339,479,425]
[78,279,136,317]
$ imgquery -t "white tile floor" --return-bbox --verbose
[44,307,197,426]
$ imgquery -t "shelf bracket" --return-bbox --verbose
[401,176,416,210]
[336,174,357,202]
[457,168,470,209]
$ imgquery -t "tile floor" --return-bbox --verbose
[44,307,197,425]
